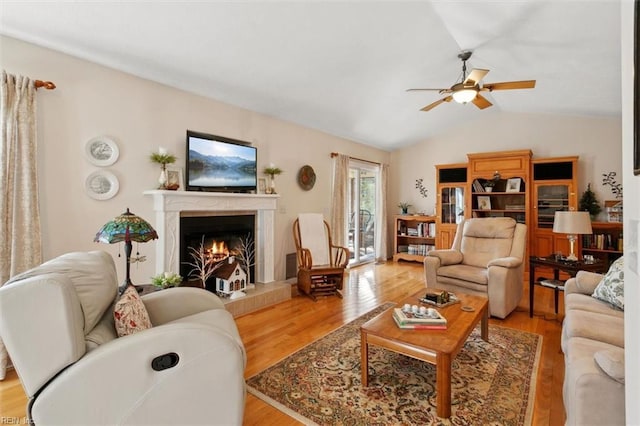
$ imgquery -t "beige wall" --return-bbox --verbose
[1,35,390,282]
[389,113,622,219]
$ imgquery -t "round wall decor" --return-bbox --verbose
[85,136,119,166]
[297,165,316,190]
[86,170,119,200]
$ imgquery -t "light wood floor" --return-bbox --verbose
[0,261,566,425]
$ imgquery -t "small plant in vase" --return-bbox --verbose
[263,164,282,194]
[398,202,412,214]
[150,272,183,289]
[484,172,501,192]
[150,147,177,189]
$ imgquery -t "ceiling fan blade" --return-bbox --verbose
[406,88,447,92]
[482,80,536,91]
[463,68,489,86]
[472,93,493,109]
[420,96,453,112]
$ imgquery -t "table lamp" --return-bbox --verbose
[552,211,593,261]
[94,208,158,293]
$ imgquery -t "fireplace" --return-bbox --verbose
[180,213,256,289]
[143,190,278,283]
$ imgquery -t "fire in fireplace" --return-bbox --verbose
[180,213,255,292]
[208,240,230,262]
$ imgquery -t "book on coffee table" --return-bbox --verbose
[392,312,447,330]
[393,308,447,326]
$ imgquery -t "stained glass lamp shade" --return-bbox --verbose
[94,208,158,293]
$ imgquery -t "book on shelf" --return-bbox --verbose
[392,308,447,326]
[406,244,435,255]
[472,179,485,193]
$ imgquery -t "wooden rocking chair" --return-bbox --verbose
[293,214,349,301]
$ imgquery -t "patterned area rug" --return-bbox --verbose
[247,303,542,426]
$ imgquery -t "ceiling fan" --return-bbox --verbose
[407,51,536,112]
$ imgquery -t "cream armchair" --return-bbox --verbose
[424,217,526,319]
[0,251,246,425]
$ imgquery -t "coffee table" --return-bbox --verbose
[360,290,488,418]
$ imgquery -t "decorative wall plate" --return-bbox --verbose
[297,165,316,190]
[85,136,119,166]
[86,170,119,200]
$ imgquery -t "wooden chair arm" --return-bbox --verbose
[296,248,314,269]
[331,245,350,267]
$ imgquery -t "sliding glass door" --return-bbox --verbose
[347,160,378,265]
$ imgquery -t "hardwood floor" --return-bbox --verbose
[0,261,566,425]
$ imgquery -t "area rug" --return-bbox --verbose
[246,303,542,426]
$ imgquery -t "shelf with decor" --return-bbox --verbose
[467,150,531,228]
[582,221,623,266]
[470,187,527,223]
[393,214,437,262]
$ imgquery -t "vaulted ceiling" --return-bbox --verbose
[0,1,621,151]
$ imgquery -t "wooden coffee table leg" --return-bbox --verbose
[481,304,489,342]
[360,329,369,387]
[436,352,452,418]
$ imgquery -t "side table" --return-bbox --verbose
[528,256,607,317]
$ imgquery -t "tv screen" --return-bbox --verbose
[186,130,257,193]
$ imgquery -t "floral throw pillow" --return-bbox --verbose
[113,285,153,337]
[592,256,624,310]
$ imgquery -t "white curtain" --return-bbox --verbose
[330,154,349,247]
[375,163,389,262]
[0,70,42,380]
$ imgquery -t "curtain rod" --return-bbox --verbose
[35,80,56,90]
[330,152,380,165]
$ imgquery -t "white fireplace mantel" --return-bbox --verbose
[143,190,279,283]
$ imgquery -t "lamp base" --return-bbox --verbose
[119,279,134,295]
[566,234,579,262]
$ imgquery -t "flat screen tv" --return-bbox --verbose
[186,130,257,193]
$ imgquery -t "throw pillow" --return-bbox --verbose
[113,285,152,337]
[594,348,625,384]
[592,256,624,310]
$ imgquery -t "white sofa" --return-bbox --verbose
[0,251,246,425]
[561,270,625,425]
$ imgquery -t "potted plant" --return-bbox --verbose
[263,164,283,194]
[579,183,602,219]
[150,272,183,289]
[398,202,412,214]
[150,147,177,189]
[483,172,501,192]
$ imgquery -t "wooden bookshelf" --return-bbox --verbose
[393,214,437,262]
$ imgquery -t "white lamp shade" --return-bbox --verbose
[452,89,477,104]
[553,211,593,235]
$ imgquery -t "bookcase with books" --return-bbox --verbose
[393,214,437,262]
[582,221,623,266]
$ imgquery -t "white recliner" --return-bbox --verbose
[0,251,246,425]
[424,217,527,319]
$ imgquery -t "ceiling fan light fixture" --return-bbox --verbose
[452,88,477,104]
